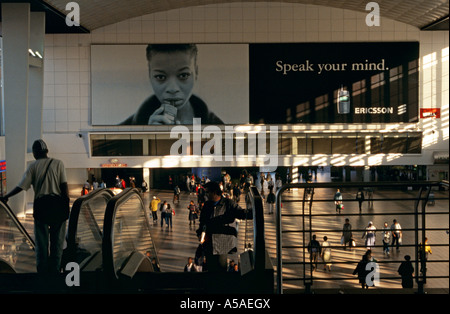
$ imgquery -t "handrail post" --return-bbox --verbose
[275,185,286,294]
[249,186,265,273]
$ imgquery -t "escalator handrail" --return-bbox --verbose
[102,188,157,280]
[66,188,115,251]
[246,186,266,272]
[0,200,35,249]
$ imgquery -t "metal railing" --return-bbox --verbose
[243,186,266,273]
[275,181,449,294]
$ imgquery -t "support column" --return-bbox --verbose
[143,168,150,192]
[2,3,30,215]
[364,166,371,182]
[27,11,46,149]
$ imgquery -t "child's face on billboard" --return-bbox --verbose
[148,51,197,110]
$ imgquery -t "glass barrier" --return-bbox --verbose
[0,201,35,273]
[64,188,114,268]
[103,188,158,279]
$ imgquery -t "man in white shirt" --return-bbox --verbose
[391,219,402,251]
[1,139,69,277]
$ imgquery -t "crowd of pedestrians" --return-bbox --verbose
[304,214,427,290]
[129,172,433,289]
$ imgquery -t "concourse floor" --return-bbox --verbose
[126,184,449,292]
[18,181,449,293]
[269,185,449,292]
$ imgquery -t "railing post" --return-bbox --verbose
[414,187,421,293]
[275,185,286,294]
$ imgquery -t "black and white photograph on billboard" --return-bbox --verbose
[91,44,249,126]
[249,42,419,124]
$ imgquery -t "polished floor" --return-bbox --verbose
[17,173,449,293]
[142,181,449,292]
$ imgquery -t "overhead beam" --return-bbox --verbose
[421,15,449,31]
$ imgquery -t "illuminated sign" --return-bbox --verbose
[101,158,127,168]
[420,108,440,119]
[101,163,128,168]
[0,160,6,173]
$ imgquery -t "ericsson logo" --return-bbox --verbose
[355,107,394,114]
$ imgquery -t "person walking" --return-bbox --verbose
[391,219,402,251]
[321,236,332,271]
[164,203,173,228]
[188,200,198,226]
[334,189,343,213]
[342,218,353,250]
[356,188,365,213]
[141,180,148,193]
[382,222,391,256]
[266,186,276,214]
[366,187,374,209]
[398,255,414,288]
[419,237,432,275]
[0,140,69,279]
[159,200,167,227]
[363,221,376,250]
[307,235,322,272]
[353,253,370,289]
[173,185,180,204]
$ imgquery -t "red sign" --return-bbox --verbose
[0,160,6,173]
[420,108,440,118]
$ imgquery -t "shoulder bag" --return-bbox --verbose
[33,159,70,225]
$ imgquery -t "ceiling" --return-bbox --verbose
[1,0,449,33]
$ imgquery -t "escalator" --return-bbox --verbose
[0,200,36,292]
[63,188,115,273]
[0,201,35,273]
[0,186,274,293]
[100,186,273,293]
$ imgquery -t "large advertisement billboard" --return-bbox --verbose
[91,44,250,125]
[91,42,419,125]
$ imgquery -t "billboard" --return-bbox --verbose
[249,42,419,124]
[91,42,419,125]
[91,44,250,125]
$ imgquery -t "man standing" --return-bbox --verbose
[150,196,161,223]
[0,139,69,277]
[391,219,402,251]
[196,181,251,272]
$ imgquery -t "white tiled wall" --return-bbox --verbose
[42,2,448,147]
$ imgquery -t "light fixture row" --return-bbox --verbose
[28,49,43,59]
